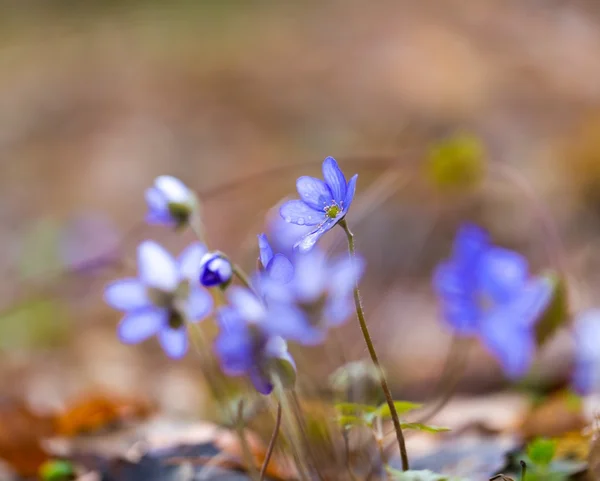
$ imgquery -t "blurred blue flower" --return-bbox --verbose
[260,248,364,345]
[257,233,294,283]
[434,224,552,378]
[214,287,296,394]
[572,309,600,395]
[104,240,212,359]
[280,157,358,252]
[265,206,315,258]
[145,176,197,228]
[199,252,233,287]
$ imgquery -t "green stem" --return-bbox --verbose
[339,219,410,471]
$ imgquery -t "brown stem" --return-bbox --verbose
[259,402,282,481]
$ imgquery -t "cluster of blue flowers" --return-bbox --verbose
[104,158,600,398]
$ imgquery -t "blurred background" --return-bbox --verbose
[2,0,600,422]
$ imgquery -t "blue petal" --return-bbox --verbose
[324,297,353,327]
[296,176,333,211]
[138,241,178,292]
[492,277,553,330]
[145,187,168,213]
[433,261,470,299]
[257,233,273,269]
[158,327,188,359]
[267,254,294,283]
[440,298,480,335]
[185,285,213,321]
[228,287,265,322]
[118,308,166,344]
[145,211,173,226]
[322,156,347,204]
[104,278,150,311]
[291,248,328,302]
[330,254,364,298]
[294,218,336,253]
[249,366,274,395]
[480,322,535,379]
[453,224,490,267]
[178,242,208,281]
[280,200,325,226]
[263,304,326,345]
[478,247,528,303]
[344,174,358,212]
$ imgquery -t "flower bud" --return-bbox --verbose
[329,361,384,405]
[200,252,233,288]
[146,175,198,229]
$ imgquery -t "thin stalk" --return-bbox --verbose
[259,402,282,481]
[339,219,409,471]
[236,400,261,481]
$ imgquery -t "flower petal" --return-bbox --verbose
[478,247,528,303]
[257,233,273,269]
[280,200,325,226]
[154,176,191,204]
[104,278,149,311]
[329,254,364,298]
[480,321,535,379]
[433,261,469,299]
[138,241,179,292]
[322,156,347,204]
[158,327,188,359]
[267,254,294,283]
[324,297,353,327]
[118,308,165,344]
[294,219,336,253]
[249,367,274,395]
[263,304,326,345]
[440,299,480,335]
[214,307,253,375]
[185,285,213,321]
[178,242,208,281]
[296,176,333,211]
[145,210,173,226]
[453,224,490,267]
[292,249,328,302]
[344,174,358,212]
[228,287,265,322]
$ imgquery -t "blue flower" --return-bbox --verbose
[260,248,364,345]
[199,252,233,287]
[434,224,552,378]
[145,176,197,228]
[280,157,358,253]
[104,240,213,359]
[214,287,296,394]
[257,233,294,283]
[572,310,600,395]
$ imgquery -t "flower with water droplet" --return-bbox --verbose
[199,252,233,288]
[572,309,600,395]
[104,240,212,359]
[279,157,357,253]
[145,176,198,229]
[259,248,364,345]
[214,287,296,394]
[433,224,552,378]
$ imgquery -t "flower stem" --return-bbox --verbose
[236,400,261,481]
[259,401,282,481]
[339,219,410,471]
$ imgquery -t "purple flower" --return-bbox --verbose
[280,157,357,253]
[145,176,197,228]
[214,287,296,394]
[257,234,294,283]
[434,224,552,378]
[104,240,212,359]
[572,310,600,395]
[260,248,364,345]
[199,252,233,287]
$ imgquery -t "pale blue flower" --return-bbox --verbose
[145,176,197,228]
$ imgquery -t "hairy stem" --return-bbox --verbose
[260,402,282,481]
[339,219,410,471]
